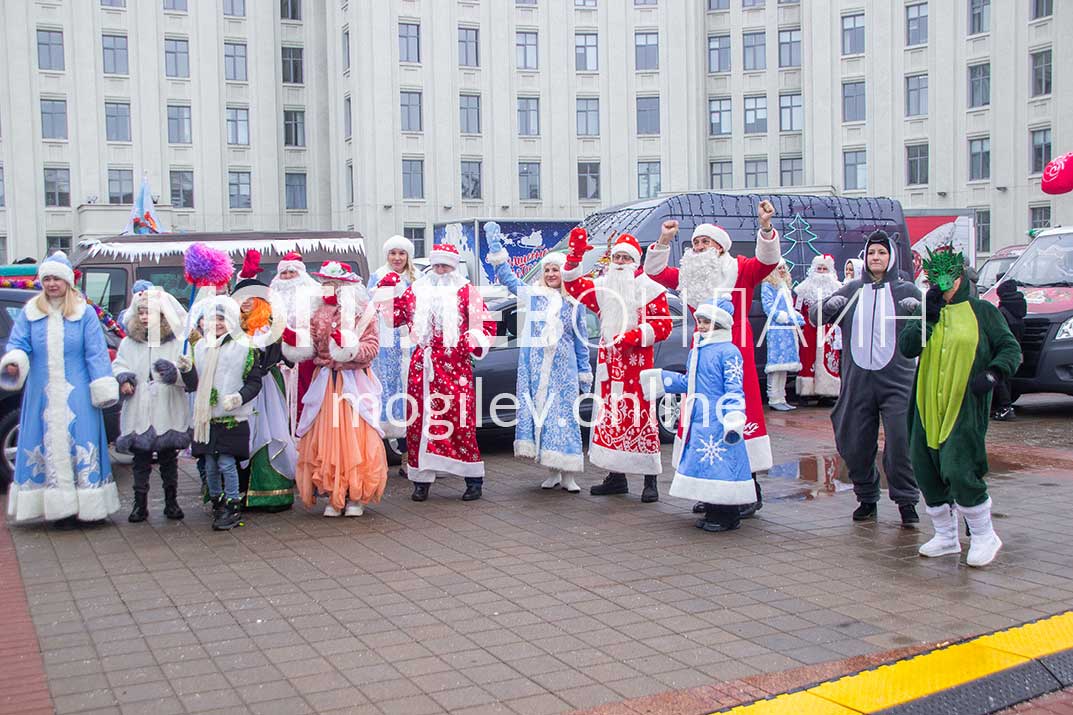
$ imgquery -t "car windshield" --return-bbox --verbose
[1003,233,1073,288]
[977,256,1018,289]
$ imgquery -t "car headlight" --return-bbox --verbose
[1057,317,1073,341]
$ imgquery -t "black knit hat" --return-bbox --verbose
[865,230,891,253]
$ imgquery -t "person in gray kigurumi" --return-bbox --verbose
[814,231,922,525]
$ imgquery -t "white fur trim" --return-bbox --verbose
[487,249,510,266]
[578,371,594,387]
[7,483,43,521]
[515,440,537,459]
[722,410,746,442]
[668,473,757,505]
[541,253,567,268]
[693,224,732,253]
[640,369,665,401]
[744,434,772,472]
[638,323,656,348]
[38,257,76,286]
[429,248,461,267]
[755,228,780,266]
[562,264,584,282]
[89,376,119,408]
[328,338,360,364]
[643,243,671,276]
[383,235,415,258]
[281,342,315,365]
[0,349,29,391]
[588,440,661,475]
[74,482,121,521]
[611,244,640,263]
[43,311,76,513]
[515,441,585,473]
[766,360,801,373]
[276,259,306,274]
[468,329,491,360]
[24,298,86,322]
[416,452,485,478]
[44,484,78,522]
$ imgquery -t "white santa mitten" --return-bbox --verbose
[640,369,665,401]
[722,411,747,445]
[578,371,594,393]
[776,310,789,324]
[221,393,243,412]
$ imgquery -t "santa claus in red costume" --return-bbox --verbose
[562,230,673,502]
[393,244,496,502]
[643,201,779,515]
[794,253,842,400]
[271,252,320,428]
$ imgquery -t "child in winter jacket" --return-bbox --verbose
[112,289,191,522]
[179,302,264,530]
[992,280,1027,421]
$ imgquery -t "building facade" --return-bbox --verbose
[0,0,1067,263]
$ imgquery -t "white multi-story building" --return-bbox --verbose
[0,0,1067,264]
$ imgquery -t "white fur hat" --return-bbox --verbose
[276,251,306,275]
[540,252,567,268]
[38,251,76,287]
[692,224,732,253]
[695,297,735,328]
[430,243,460,268]
[810,253,836,272]
[382,235,415,259]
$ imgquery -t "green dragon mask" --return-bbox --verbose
[922,248,965,291]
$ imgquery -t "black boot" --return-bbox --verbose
[462,483,482,501]
[899,503,919,526]
[590,472,628,496]
[212,499,242,530]
[852,502,878,521]
[210,495,225,520]
[159,449,184,520]
[738,475,763,519]
[641,475,659,503]
[693,501,707,514]
[411,483,430,502]
[697,504,741,533]
[128,493,148,523]
[163,492,184,520]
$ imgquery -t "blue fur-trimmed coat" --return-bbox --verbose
[367,268,412,438]
[760,282,802,373]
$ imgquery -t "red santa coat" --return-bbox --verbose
[563,268,672,475]
[393,280,496,478]
[795,296,841,398]
[643,229,780,473]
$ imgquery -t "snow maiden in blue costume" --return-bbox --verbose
[0,252,121,527]
[760,259,803,410]
[642,299,752,532]
[485,223,592,493]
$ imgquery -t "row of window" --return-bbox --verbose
[100,0,304,20]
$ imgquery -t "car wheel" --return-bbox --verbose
[383,438,404,467]
[0,409,19,492]
[656,393,681,444]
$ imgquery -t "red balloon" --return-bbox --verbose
[1042,151,1073,195]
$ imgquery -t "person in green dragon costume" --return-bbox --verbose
[898,247,1021,568]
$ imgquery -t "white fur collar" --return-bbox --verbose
[24,297,86,322]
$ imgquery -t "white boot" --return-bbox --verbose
[541,471,562,489]
[959,499,1002,567]
[918,504,961,558]
[323,503,342,517]
[344,502,364,517]
[561,474,581,493]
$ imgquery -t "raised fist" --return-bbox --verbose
[484,222,504,254]
[758,200,775,228]
[659,220,679,246]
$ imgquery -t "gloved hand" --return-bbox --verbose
[925,285,945,324]
[578,372,593,393]
[176,355,193,373]
[825,295,848,313]
[485,222,504,254]
[899,297,921,315]
[794,311,806,326]
[281,326,298,346]
[969,370,998,395]
[153,359,178,385]
[565,227,593,267]
[221,393,243,412]
[776,310,789,324]
[722,411,746,445]
[640,368,665,402]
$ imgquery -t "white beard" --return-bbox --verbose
[595,264,645,341]
[411,270,467,348]
[331,283,368,331]
[270,273,320,325]
[794,272,843,306]
[678,248,738,308]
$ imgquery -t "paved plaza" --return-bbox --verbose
[3,396,1073,715]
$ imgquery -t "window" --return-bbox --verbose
[779,93,802,132]
[44,168,70,207]
[710,161,732,189]
[906,3,927,46]
[741,159,765,188]
[170,170,194,208]
[282,46,303,83]
[41,99,68,140]
[709,97,732,135]
[227,106,250,146]
[969,0,989,34]
[37,30,64,71]
[637,96,660,135]
[578,162,600,200]
[743,32,766,71]
[1031,128,1052,174]
[969,64,990,107]
[635,32,659,71]
[342,29,350,72]
[47,235,72,253]
[108,169,134,204]
[404,227,426,258]
[224,42,247,81]
[102,34,128,74]
[343,96,352,139]
[104,102,131,142]
[516,31,538,70]
[519,162,541,201]
[460,94,481,134]
[399,23,420,63]
[778,29,800,68]
[1032,0,1053,19]
[285,173,307,210]
[708,0,729,8]
[1031,49,1052,96]
[974,209,990,253]
[164,0,187,10]
[281,0,301,21]
[167,105,192,144]
[708,35,730,72]
[744,95,767,134]
[842,81,866,122]
[577,0,598,6]
[906,144,929,185]
[401,91,422,132]
[743,0,764,6]
[843,149,866,190]
[283,110,305,147]
[402,159,424,199]
[346,162,353,206]
[517,97,539,136]
[164,38,189,78]
[905,74,928,116]
[101,0,126,6]
[223,0,244,16]
[577,98,599,136]
[638,161,661,199]
[459,27,479,67]
[461,161,482,200]
[517,0,537,5]
[969,137,990,181]
[576,33,598,71]
[1030,205,1051,230]
[841,14,865,55]
[228,171,251,209]
[780,157,803,187]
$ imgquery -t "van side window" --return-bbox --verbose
[81,268,128,317]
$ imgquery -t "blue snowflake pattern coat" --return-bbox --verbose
[367,268,412,438]
[659,333,755,505]
[493,261,592,472]
[761,282,802,373]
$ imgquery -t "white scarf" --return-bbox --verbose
[192,342,222,444]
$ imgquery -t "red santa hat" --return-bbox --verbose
[429,243,460,268]
[610,234,642,263]
[382,235,415,259]
[312,260,361,283]
[692,223,732,253]
[810,253,836,272]
[276,251,306,275]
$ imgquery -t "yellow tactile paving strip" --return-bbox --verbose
[716,611,1073,714]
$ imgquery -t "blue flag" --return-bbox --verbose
[122,174,167,235]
